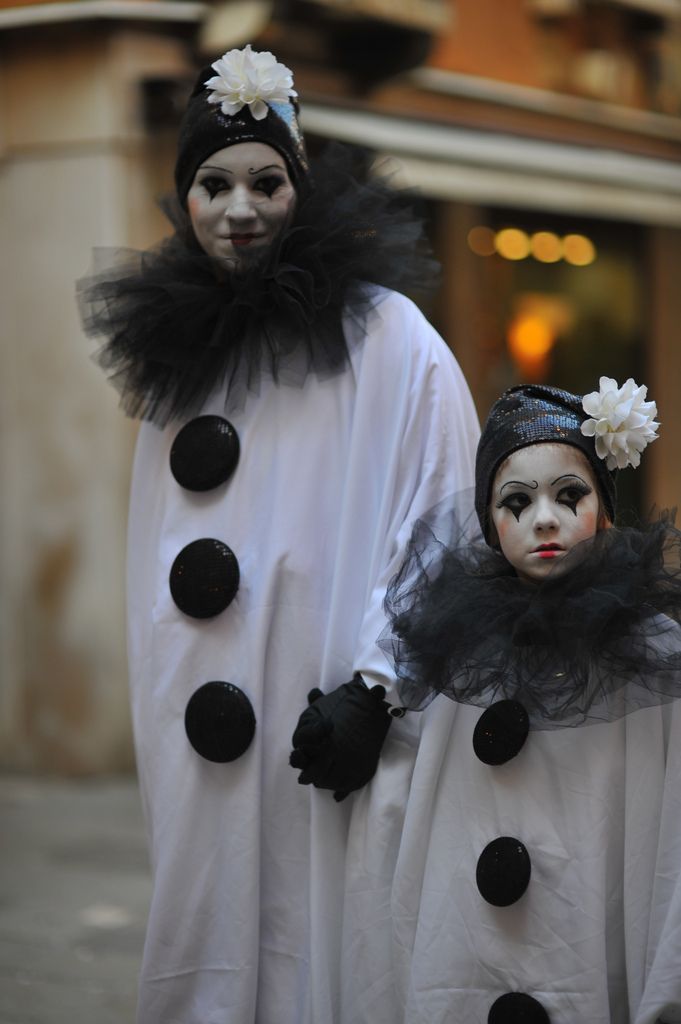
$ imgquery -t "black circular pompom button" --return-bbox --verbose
[185,681,255,763]
[473,700,530,766]
[170,416,240,492]
[170,539,239,619]
[488,992,550,1024]
[476,836,531,907]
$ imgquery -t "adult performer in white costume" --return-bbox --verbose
[376,378,681,1023]
[79,45,479,1024]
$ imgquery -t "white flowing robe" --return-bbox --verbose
[344,673,681,1023]
[126,288,479,1024]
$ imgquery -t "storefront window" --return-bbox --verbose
[434,205,647,517]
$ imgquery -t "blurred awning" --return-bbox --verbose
[301,103,681,225]
[529,0,681,18]
[306,0,449,31]
[0,0,207,27]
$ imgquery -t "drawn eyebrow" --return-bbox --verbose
[551,474,590,486]
[499,479,538,496]
[198,163,285,176]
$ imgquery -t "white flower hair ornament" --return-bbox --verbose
[205,44,296,121]
[580,376,659,470]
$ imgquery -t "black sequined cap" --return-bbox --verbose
[475,384,617,543]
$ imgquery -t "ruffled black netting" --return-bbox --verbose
[77,144,437,426]
[381,505,681,729]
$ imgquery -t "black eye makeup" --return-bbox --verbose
[556,480,592,515]
[198,175,230,199]
[496,492,532,521]
[254,174,287,197]
[196,173,287,200]
[495,475,593,522]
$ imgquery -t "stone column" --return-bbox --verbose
[0,23,189,772]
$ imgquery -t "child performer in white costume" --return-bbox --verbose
[78,44,479,1024]
[378,379,681,1024]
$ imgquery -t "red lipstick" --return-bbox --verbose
[533,543,563,559]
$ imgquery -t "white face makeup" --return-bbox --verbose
[490,443,602,583]
[187,142,296,270]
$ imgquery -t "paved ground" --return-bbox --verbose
[0,775,151,1024]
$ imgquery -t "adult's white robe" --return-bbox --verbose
[126,288,479,1023]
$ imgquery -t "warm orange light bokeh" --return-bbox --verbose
[467,226,496,256]
[531,231,562,263]
[507,312,556,380]
[468,225,597,266]
[495,228,531,261]
[508,314,555,360]
[563,234,597,266]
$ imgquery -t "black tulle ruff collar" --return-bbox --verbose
[77,146,437,426]
[381,514,681,729]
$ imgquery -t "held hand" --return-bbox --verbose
[289,674,392,802]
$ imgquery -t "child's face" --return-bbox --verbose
[490,443,602,583]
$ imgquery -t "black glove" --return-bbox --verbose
[289,674,392,801]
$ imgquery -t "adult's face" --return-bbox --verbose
[187,142,296,271]
[490,443,602,583]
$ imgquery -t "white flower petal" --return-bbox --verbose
[220,99,244,117]
[248,98,268,120]
[205,45,296,122]
[581,392,601,417]
[580,375,659,470]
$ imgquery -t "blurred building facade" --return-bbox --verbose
[1,0,680,772]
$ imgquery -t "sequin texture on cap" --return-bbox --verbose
[475,385,617,544]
